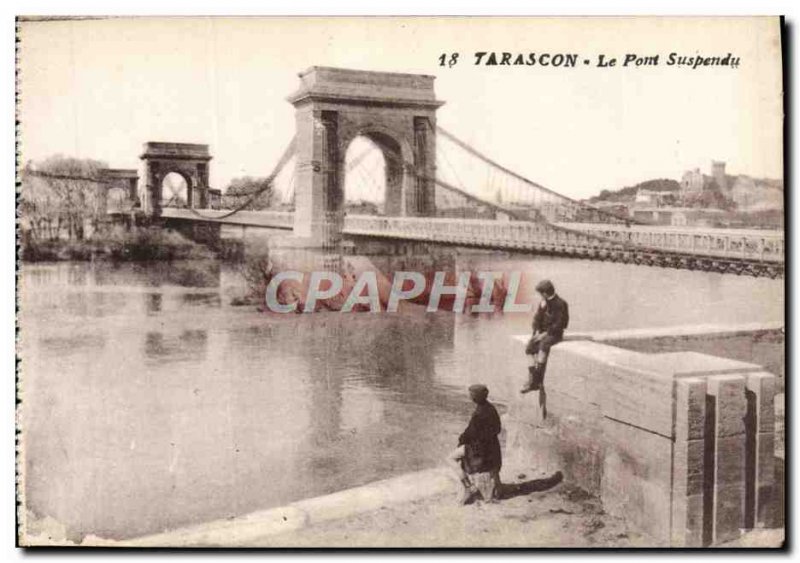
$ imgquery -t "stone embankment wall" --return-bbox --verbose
[507,329,779,546]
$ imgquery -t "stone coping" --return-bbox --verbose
[122,468,454,547]
[513,321,783,346]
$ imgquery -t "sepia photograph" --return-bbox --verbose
[14,15,786,549]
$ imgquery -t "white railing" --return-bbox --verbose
[162,208,784,263]
[555,222,784,263]
[343,215,784,263]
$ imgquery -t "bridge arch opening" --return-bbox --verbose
[160,171,190,208]
[342,132,405,216]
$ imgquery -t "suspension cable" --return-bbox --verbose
[180,136,296,220]
[376,140,650,251]
[433,122,641,225]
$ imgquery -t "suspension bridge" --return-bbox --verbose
[103,67,783,278]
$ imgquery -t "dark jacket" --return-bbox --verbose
[458,401,502,474]
[532,294,569,341]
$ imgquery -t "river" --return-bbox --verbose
[18,255,784,541]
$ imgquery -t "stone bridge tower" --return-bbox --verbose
[140,142,212,217]
[287,67,444,248]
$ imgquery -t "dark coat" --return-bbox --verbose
[458,401,502,474]
[532,294,569,340]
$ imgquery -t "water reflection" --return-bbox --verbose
[145,293,162,314]
[143,330,208,361]
[180,293,221,308]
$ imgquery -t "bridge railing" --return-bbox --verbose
[344,215,784,263]
[555,222,784,263]
[160,209,783,264]
[344,215,619,254]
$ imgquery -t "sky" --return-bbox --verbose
[18,17,783,201]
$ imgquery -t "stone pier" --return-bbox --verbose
[506,336,778,546]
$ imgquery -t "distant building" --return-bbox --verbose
[635,188,672,206]
[681,161,728,196]
[681,168,706,195]
[680,160,782,212]
[711,160,728,194]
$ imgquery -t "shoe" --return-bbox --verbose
[520,364,544,394]
[458,485,478,505]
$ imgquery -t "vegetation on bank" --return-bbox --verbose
[588,179,681,203]
[20,155,112,241]
[20,226,215,262]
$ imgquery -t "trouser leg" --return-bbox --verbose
[536,334,557,365]
[522,338,540,392]
[489,470,502,501]
[445,446,469,484]
[446,446,478,505]
[523,336,559,394]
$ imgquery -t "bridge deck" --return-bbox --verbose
[158,208,784,272]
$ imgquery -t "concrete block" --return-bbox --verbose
[672,375,706,547]
[753,432,776,529]
[505,389,547,427]
[712,483,745,544]
[746,372,776,433]
[673,438,705,497]
[675,377,707,441]
[546,343,610,408]
[757,433,776,485]
[701,375,748,544]
[598,364,674,437]
[672,493,705,547]
[553,414,606,495]
[544,388,602,421]
[634,351,760,378]
[502,423,560,482]
[549,341,674,436]
[755,484,775,530]
[502,391,561,479]
[715,436,746,485]
[707,375,747,438]
[600,418,672,543]
[512,335,778,546]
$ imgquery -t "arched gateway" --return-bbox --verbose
[287,67,444,247]
[140,142,212,216]
[98,168,139,214]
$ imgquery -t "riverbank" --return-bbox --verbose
[71,469,651,548]
[234,481,652,548]
[20,226,215,262]
[241,484,784,549]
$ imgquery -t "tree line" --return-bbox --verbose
[19,155,110,241]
